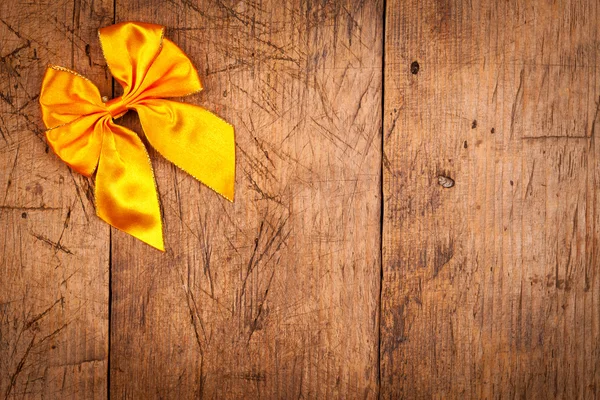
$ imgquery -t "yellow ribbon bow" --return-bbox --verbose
[39,22,235,251]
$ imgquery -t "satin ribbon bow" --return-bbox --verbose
[40,22,235,251]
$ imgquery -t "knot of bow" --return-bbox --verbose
[40,22,236,251]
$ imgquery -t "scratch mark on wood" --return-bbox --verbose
[510,68,525,138]
[4,335,35,400]
[30,231,73,255]
[525,161,535,198]
[0,205,60,211]
[24,297,63,330]
[68,169,90,221]
[2,146,19,206]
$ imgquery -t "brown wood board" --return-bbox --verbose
[108,1,383,398]
[0,1,113,398]
[382,0,600,398]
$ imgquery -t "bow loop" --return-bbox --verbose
[99,22,203,104]
[40,66,105,128]
[40,67,107,176]
[98,22,164,97]
[40,22,236,250]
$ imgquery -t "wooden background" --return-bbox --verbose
[1,0,599,398]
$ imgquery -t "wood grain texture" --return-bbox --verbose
[0,0,112,398]
[382,0,600,398]
[109,1,383,398]
[4,0,600,398]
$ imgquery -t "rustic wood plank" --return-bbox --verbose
[0,1,112,398]
[109,1,383,398]
[382,0,600,398]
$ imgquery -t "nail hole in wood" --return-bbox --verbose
[438,175,455,188]
[410,61,420,74]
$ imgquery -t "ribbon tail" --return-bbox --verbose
[133,99,235,201]
[95,119,164,251]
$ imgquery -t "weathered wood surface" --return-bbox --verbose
[0,1,112,398]
[109,1,382,399]
[3,0,600,398]
[382,0,600,398]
